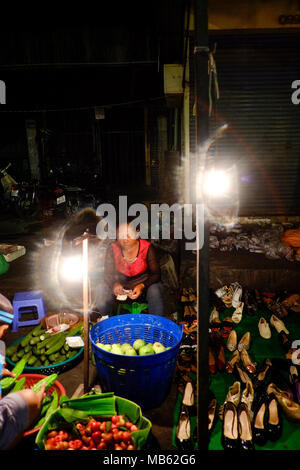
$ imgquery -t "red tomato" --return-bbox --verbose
[114,444,122,450]
[76,423,84,433]
[113,431,124,443]
[121,431,131,442]
[80,446,90,450]
[102,432,113,443]
[90,420,100,432]
[88,439,96,449]
[99,422,107,432]
[97,441,107,450]
[127,444,135,450]
[47,431,58,438]
[120,441,127,450]
[45,438,57,450]
[92,431,102,444]
[118,415,125,426]
[130,425,138,432]
[85,425,92,436]
[58,431,69,440]
[111,415,119,424]
[82,435,91,446]
[125,421,133,429]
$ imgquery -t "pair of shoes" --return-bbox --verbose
[209,332,226,373]
[226,349,256,374]
[222,401,254,450]
[227,331,250,353]
[252,392,282,446]
[258,317,271,339]
[219,380,254,421]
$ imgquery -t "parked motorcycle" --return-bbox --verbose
[0,163,38,218]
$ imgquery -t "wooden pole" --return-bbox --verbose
[82,237,89,393]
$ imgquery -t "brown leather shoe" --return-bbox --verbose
[226,350,240,374]
[238,332,251,352]
[241,349,256,374]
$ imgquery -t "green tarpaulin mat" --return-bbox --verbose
[173,304,300,450]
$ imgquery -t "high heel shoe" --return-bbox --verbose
[270,314,289,335]
[182,380,194,407]
[238,402,254,450]
[241,349,256,374]
[289,365,300,404]
[238,332,251,352]
[226,350,240,374]
[175,405,193,450]
[266,393,282,441]
[219,381,241,420]
[258,317,271,339]
[209,306,221,331]
[253,358,272,391]
[235,363,252,385]
[252,395,268,446]
[241,380,254,413]
[232,302,244,324]
[227,330,237,352]
[221,402,239,450]
[270,391,300,422]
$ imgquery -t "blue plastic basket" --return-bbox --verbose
[90,314,183,410]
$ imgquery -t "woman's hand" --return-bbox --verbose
[128,284,145,300]
[1,368,15,378]
[113,283,124,297]
[17,382,47,426]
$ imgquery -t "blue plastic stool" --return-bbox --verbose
[12,290,47,332]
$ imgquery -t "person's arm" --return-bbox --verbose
[143,244,161,288]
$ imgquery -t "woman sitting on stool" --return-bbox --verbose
[95,220,164,317]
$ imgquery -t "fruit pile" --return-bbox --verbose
[44,415,139,450]
[96,338,170,356]
[6,323,83,367]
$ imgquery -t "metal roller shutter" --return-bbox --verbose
[208,32,300,216]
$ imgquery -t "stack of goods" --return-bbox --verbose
[209,224,300,261]
[208,283,300,450]
[175,288,197,395]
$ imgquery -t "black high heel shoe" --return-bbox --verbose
[208,391,218,434]
[238,402,254,450]
[265,393,282,442]
[252,395,268,447]
[221,402,239,450]
[253,358,272,392]
[175,405,193,450]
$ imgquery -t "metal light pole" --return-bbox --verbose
[194,0,209,452]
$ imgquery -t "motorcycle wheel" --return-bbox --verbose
[14,199,39,219]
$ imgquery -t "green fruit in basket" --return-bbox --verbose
[125,347,137,355]
[120,343,132,353]
[133,339,146,351]
[31,373,58,393]
[97,343,112,352]
[153,342,166,354]
[139,345,155,355]
[111,344,123,355]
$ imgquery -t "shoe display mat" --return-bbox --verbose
[173,305,300,450]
